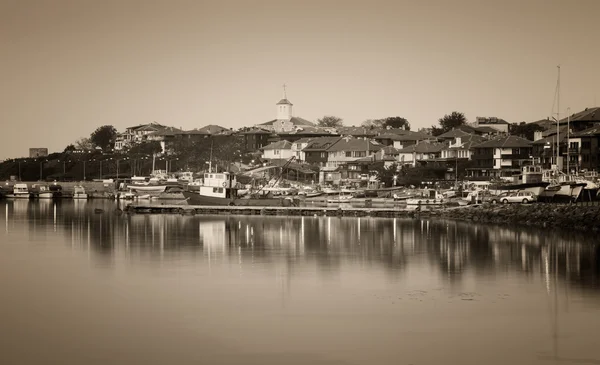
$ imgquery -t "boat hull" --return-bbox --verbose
[182,191,297,206]
[554,183,585,202]
[5,193,30,199]
[128,185,168,193]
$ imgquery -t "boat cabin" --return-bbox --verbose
[198,172,239,199]
[521,165,543,184]
[13,183,29,194]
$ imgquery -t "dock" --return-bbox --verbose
[124,203,435,218]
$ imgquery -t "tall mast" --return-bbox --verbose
[556,65,560,170]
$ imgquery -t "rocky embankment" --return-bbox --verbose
[438,203,600,231]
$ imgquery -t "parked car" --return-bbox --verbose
[490,191,537,204]
[484,192,511,204]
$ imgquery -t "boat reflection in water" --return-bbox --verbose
[1,200,600,365]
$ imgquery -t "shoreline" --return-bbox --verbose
[437,203,600,232]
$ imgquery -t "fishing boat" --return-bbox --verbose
[406,189,446,206]
[127,184,168,193]
[31,184,54,199]
[326,193,354,204]
[489,165,550,196]
[5,183,30,199]
[72,186,88,199]
[182,172,297,206]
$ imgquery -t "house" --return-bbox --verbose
[195,125,230,135]
[336,127,379,139]
[290,138,314,162]
[120,122,168,148]
[387,131,437,149]
[303,137,342,167]
[440,134,486,181]
[378,146,401,161]
[241,128,272,152]
[397,142,446,167]
[468,135,533,179]
[473,117,510,133]
[324,137,382,168]
[531,134,566,170]
[261,140,294,160]
[337,157,375,186]
[436,128,471,142]
[568,125,600,172]
[146,127,185,153]
[440,134,486,161]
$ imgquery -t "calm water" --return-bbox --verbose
[1,200,599,365]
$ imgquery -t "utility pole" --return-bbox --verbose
[567,107,571,175]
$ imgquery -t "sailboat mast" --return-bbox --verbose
[556,65,560,171]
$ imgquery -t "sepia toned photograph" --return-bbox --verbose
[1,0,600,364]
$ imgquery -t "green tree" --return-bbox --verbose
[317,115,344,128]
[90,125,117,151]
[431,112,467,136]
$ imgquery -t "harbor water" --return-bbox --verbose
[1,199,599,365]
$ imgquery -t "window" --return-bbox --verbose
[356,151,366,157]
[320,152,326,158]
[513,148,520,155]
[275,150,280,155]
[345,151,352,157]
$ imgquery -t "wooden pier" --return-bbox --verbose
[124,203,431,218]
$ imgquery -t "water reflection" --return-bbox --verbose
[1,201,598,293]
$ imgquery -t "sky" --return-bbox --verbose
[1,0,599,159]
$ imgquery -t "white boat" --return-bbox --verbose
[326,194,354,203]
[72,186,88,199]
[5,183,30,199]
[406,189,446,206]
[127,184,168,193]
[31,184,54,199]
[543,170,586,202]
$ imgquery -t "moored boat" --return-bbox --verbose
[182,172,298,206]
[30,184,54,199]
[72,186,88,200]
[5,183,30,199]
[406,189,446,206]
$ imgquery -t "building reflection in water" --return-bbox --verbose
[1,201,599,292]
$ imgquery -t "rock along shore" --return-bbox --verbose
[437,203,600,231]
